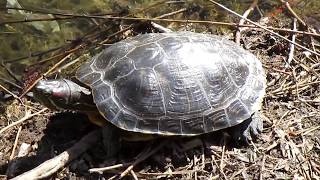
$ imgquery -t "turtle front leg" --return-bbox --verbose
[102,124,121,158]
[228,112,263,145]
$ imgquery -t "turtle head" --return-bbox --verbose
[33,79,96,111]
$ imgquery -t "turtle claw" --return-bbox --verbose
[229,112,263,145]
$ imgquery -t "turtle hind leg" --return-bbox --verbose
[228,112,263,145]
[87,113,120,157]
[101,124,121,158]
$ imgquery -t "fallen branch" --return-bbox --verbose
[10,129,101,180]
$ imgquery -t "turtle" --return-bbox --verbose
[33,31,266,156]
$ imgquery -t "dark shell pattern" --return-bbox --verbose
[76,32,266,135]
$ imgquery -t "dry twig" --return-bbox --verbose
[286,18,297,67]
[89,163,131,173]
[280,0,306,26]
[235,0,258,44]
[0,83,21,102]
[0,108,48,134]
[19,53,74,97]
[9,126,22,160]
[119,140,167,179]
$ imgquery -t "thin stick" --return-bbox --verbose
[235,0,258,44]
[207,0,320,57]
[9,126,22,160]
[0,16,75,25]
[220,140,226,172]
[0,83,21,101]
[130,170,139,180]
[151,22,173,33]
[286,18,297,67]
[201,145,205,169]
[0,61,22,84]
[89,163,131,173]
[280,0,306,26]
[139,170,196,176]
[211,155,227,180]
[0,108,48,134]
[300,125,320,136]
[156,8,187,19]
[119,140,167,179]
[194,154,198,180]
[259,155,266,180]
[19,53,74,98]
[0,77,22,90]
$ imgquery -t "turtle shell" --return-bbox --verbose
[76,32,266,135]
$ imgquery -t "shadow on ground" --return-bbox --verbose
[1,112,99,178]
[1,110,248,179]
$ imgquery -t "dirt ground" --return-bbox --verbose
[1,2,320,180]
